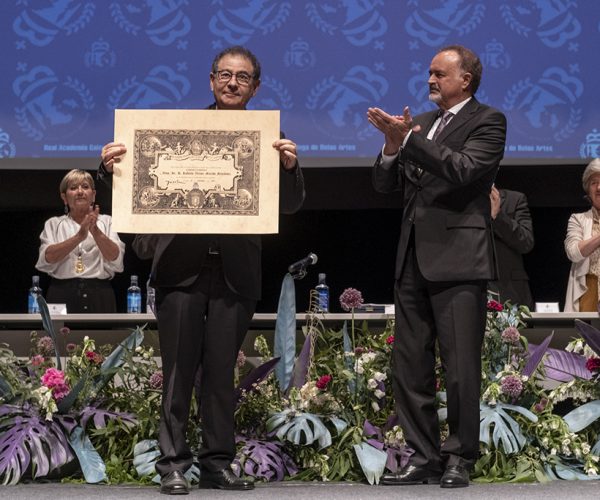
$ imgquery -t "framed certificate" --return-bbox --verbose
[112,109,280,234]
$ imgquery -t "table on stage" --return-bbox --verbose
[0,312,596,356]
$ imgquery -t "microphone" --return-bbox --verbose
[288,252,318,274]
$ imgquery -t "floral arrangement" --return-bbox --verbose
[1,293,599,485]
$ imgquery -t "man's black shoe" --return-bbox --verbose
[440,464,470,488]
[160,470,189,495]
[381,464,441,485]
[199,468,255,490]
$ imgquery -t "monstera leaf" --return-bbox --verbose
[0,403,73,485]
[267,409,347,449]
[78,405,137,431]
[479,402,538,455]
[563,400,600,433]
[236,437,298,481]
[132,439,160,478]
[545,458,599,481]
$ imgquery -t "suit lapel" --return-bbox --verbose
[435,98,480,143]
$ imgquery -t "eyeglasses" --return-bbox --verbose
[213,70,254,86]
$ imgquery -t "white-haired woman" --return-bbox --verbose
[565,158,600,311]
[35,169,125,313]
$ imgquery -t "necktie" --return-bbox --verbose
[432,110,453,142]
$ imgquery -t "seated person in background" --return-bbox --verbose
[565,158,600,312]
[488,185,534,308]
[35,169,125,313]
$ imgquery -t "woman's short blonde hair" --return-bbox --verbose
[59,169,95,195]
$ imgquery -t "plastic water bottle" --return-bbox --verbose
[315,273,329,312]
[28,275,43,314]
[146,277,156,314]
[127,275,142,313]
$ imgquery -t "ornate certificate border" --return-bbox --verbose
[112,109,280,234]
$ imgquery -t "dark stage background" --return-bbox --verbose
[0,163,587,314]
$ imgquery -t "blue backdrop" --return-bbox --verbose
[1,0,599,163]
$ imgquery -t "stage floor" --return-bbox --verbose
[5,480,599,499]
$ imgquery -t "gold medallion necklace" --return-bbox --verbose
[69,214,85,274]
[75,244,85,274]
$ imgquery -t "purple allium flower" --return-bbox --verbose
[66,343,77,353]
[236,350,247,368]
[149,370,163,390]
[60,326,70,336]
[500,375,523,399]
[36,336,55,357]
[339,288,364,311]
[501,326,521,345]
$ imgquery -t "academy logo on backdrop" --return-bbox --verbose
[13,65,94,142]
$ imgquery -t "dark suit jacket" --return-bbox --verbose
[373,98,507,282]
[132,163,304,300]
[488,189,534,307]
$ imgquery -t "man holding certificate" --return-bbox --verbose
[100,46,304,494]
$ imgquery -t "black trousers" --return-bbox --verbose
[392,243,486,471]
[154,255,256,476]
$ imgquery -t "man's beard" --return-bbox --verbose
[429,91,441,103]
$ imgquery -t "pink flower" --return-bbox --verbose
[339,288,364,312]
[41,368,66,388]
[501,326,521,345]
[30,354,45,367]
[586,357,600,373]
[83,351,103,364]
[60,327,70,336]
[149,370,163,390]
[66,343,77,353]
[41,368,70,401]
[500,375,523,399]
[386,335,394,345]
[486,300,503,312]
[316,375,332,390]
[52,383,70,401]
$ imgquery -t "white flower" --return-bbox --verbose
[373,371,387,382]
[367,379,378,389]
[550,448,557,456]
[374,389,385,399]
[582,443,591,455]
[371,401,380,412]
[135,346,143,353]
[356,363,364,374]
